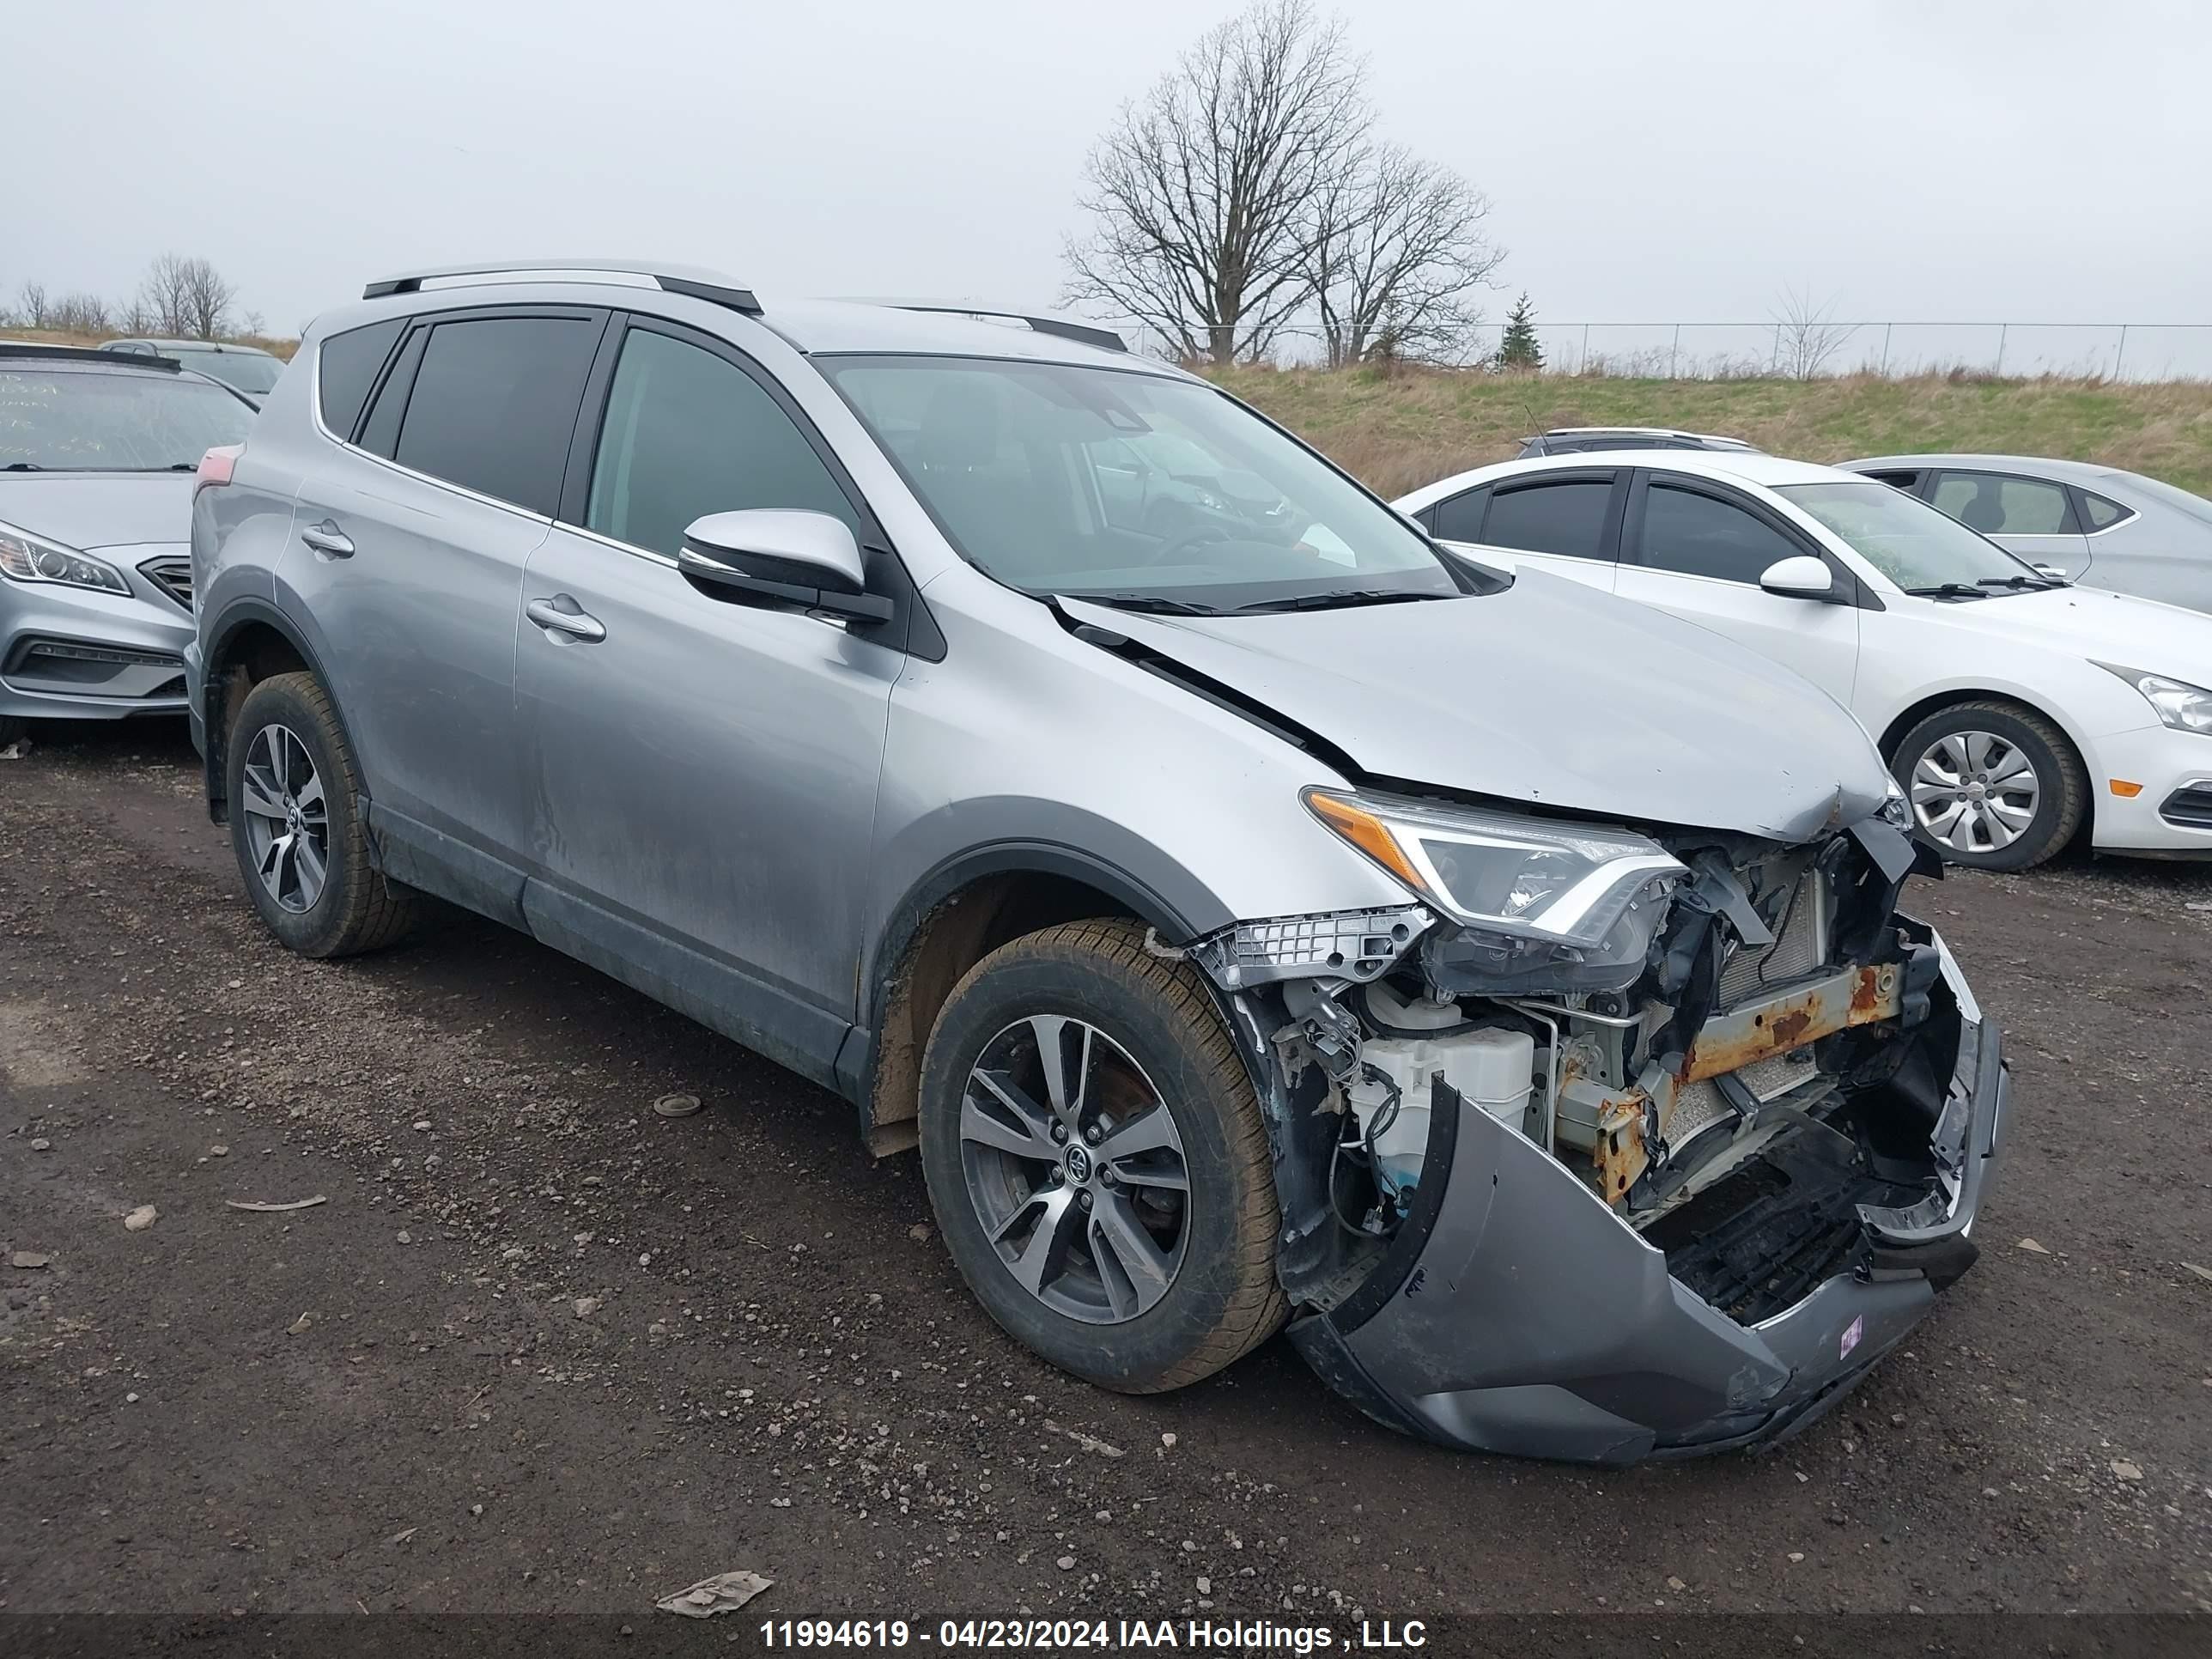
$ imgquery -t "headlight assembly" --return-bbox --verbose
[2097,662,2212,736]
[1304,787,1686,992]
[0,520,131,597]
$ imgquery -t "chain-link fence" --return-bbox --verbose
[1252,320,2212,380]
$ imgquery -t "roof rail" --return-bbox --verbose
[361,259,761,315]
[0,341,180,371]
[857,300,1127,354]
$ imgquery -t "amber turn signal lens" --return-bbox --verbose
[2108,779,2144,798]
[1304,790,1429,896]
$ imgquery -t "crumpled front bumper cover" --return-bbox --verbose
[1289,933,2005,1464]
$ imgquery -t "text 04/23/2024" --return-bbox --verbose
[756,1619,1427,1650]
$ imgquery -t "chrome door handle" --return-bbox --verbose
[300,520,354,557]
[526,595,606,643]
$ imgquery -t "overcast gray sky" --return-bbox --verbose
[17,0,2212,364]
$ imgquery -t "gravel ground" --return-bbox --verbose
[3,720,2209,1630]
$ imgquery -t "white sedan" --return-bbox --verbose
[1395,451,2212,869]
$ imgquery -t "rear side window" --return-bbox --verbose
[1484,479,1614,560]
[1638,483,1802,583]
[1932,471,2077,536]
[316,319,404,441]
[2081,491,2130,530]
[392,316,599,514]
[1429,485,1490,543]
[584,326,859,555]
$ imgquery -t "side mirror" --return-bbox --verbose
[2032,562,2069,582]
[1759,554,1838,601]
[678,509,891,624]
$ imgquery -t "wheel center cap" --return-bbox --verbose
[1966,782,1987,800]
[1063,1144,1093,1185]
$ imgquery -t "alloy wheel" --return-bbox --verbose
[958,1015,1191,1325]
[238,722,330,913]
[1910,729,2041,854]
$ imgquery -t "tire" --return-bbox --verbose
[226,672,419,957]
[917,918,1287,1394]
[1890,698,2086,872]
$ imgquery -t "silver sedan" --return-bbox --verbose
[1844,452,2212,616]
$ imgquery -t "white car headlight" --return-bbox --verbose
[2097,662,2212,736]
[0,520,131,597]
[1304,787,1686,987]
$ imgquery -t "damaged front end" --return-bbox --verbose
[1186,789,2006,1464]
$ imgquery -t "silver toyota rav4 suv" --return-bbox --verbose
[188,260,2005,1463]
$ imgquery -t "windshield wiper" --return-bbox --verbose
[1977,574,2065,591]
[1063,592,1228,617]
[1904,582,1994,601]
[1228,588,1445,614]
[2,462,45,471]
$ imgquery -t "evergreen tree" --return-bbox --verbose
[1495,292,1544,370]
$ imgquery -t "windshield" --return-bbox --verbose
[179,350,283,396]
[0,366,252,471]
[822,356,1460,612]
[2112,472,2212,528]
[1777,480,2044,592]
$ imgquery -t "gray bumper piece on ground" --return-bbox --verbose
[1290,997,2005,1464]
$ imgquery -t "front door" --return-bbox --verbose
[515,317,903,1073]
[1611,471,1862,708]
[1929,469,2093,579]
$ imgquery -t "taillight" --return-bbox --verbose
[196,444,241,493]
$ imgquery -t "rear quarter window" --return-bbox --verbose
[1429,485,1491,542]
[317,319,405,441]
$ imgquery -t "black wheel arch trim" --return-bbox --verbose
[860,840,1216,1033]
[199,597,363,826]
[842,841,1224,1112]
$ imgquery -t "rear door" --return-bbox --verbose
[1424,469,1623,592]
[1929,468,2093,578]
[281,306,605,869]
[1610,471,1862,707]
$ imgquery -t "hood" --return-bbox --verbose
[0,471,197,551]
[1912,582,2212,676]
[1060,568,1893,844]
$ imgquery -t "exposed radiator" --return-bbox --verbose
[1717,869,1827,1006]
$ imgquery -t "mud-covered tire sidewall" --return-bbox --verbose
[917,920,1286,1394]
[225,672,416,958]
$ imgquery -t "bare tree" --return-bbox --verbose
[1062,0,1365,363]
[1771,287,1856,380]
[137,252,239,340]
[48,293,113,334]
[1303,143,1501,367]
[15,282,51,329]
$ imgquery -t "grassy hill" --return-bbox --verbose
[15,321,2209,503]
[1205,366,2212,501]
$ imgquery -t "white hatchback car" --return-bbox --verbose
[1396,452,2212,870]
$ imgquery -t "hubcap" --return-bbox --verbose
[958,1015,1190,1325]
[238,723,330,913]
[1909,730,2040,854]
